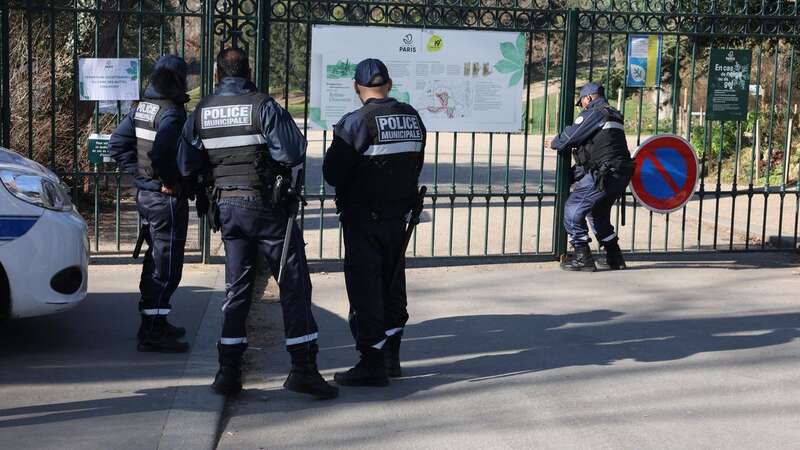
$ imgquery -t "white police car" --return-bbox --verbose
[0,147,88,319]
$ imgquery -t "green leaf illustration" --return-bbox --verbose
[496,35,526,87]
[127,60,139,80]
[494,59,520,74]
[309,107,327,129]
[515,33,526,62]
[500,42,520,64]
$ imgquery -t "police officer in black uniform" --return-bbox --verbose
[109,55,191,352]
[547,83,634,271]
[177,48,337,399]
[323,59,426,386]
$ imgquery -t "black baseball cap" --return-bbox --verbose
[354,58,391,87]
[576,82,605,106]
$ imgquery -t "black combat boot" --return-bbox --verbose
[384,332,403,378]
[334,348,389,387]
[137,316,190,353]
[137,315,186,341]
[211,343,245,396]
[560,243,597,272]
[602,239,627,270]
[284,345,338,399]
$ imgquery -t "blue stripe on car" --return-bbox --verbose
[0,216,39,240]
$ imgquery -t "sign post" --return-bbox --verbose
[706,49,752,121]
[630,135,700,214]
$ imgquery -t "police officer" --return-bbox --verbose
[547,83,634,271]
[177,48,337,399]
[109,55,191,352]
[323,59,426,386]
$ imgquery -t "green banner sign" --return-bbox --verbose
[706,49,752,121]
[87,133,112,165]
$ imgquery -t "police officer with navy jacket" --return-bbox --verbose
[547,83,634,271]
[177,48,337,399]
[109,55,191,353]
[323,59,426,387]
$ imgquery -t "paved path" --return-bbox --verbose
[219,252,800,449]
[0,264,224,450]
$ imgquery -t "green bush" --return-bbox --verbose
[691,121,739,162]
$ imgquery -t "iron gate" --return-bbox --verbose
[1,0,799,263]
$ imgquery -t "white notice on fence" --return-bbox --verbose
[309,26,525,132]
[79,58,140,101]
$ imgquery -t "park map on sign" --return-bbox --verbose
[309,26,525,133]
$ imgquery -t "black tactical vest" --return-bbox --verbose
[573,106,631,170]
[133,98,177,178]
[339,99,424,217]
[195,92,288,189]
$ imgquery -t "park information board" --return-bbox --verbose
[309,25,525,132]
[706,49,752,121]
[626,35,662,88]
[79,58,140,101]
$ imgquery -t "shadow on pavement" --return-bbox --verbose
[0,286,214,385]
[620,251,800,271]
[247,307,800,411]
[0,385,214,429]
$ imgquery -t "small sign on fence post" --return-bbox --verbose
[87,133,112,164]
[706,49,752,121]
[78,58,140,101]
[626,35,663,88]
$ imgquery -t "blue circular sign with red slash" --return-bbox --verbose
[630,135,699,214]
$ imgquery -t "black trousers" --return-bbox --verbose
[343,216,409,352]
[217,198,318,356]
[136,190,188,316]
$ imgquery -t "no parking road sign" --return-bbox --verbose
[630,135,699,214]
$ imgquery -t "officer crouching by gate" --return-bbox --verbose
[109,55,191,352]
[323,59,426,386]
[546,83,634,271]
[177,47,338,399]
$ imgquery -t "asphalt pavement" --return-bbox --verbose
[219,251,800,450]
[0,264,224,450]
[3,252,800,449]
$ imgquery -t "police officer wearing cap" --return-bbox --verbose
[546,82,634,271]
[109,55,191,352]
[323,58,426,386]
[177,47,337,399]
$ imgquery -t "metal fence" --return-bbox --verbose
[1,0,799,263]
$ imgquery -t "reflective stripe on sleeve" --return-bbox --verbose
[285,332,318,346]
[372,338,387,350]
[220,337,248,345]
[135,128,157,141]
[601,122,625,131]
[201,134,268,149]
[363,141,422,156]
